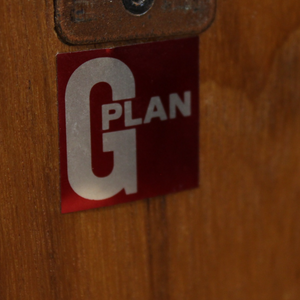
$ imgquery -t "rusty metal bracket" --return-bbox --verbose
[55,0,216,45]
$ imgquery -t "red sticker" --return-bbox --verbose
[57,37,199,213]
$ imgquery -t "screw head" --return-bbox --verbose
[122,0,154,15]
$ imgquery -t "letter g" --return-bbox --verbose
[65,58,137,200]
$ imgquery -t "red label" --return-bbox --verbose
[57,37,199,213]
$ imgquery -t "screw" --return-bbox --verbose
[122,0,154,15]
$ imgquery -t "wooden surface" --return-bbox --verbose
[1,0,300,299]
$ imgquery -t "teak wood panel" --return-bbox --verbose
[1,0,300,299]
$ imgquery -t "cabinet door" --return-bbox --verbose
[1,0,300,299]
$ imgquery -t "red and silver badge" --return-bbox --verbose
[57,37,199,213]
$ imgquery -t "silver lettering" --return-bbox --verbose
[124,101,142,127]
[102,103,123,130]
[65,57,137,200]
[169,91,191,119]
[144,96,167,124]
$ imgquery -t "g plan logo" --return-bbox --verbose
[57,37,199,213]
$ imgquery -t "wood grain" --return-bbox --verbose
[1,0,300,299]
